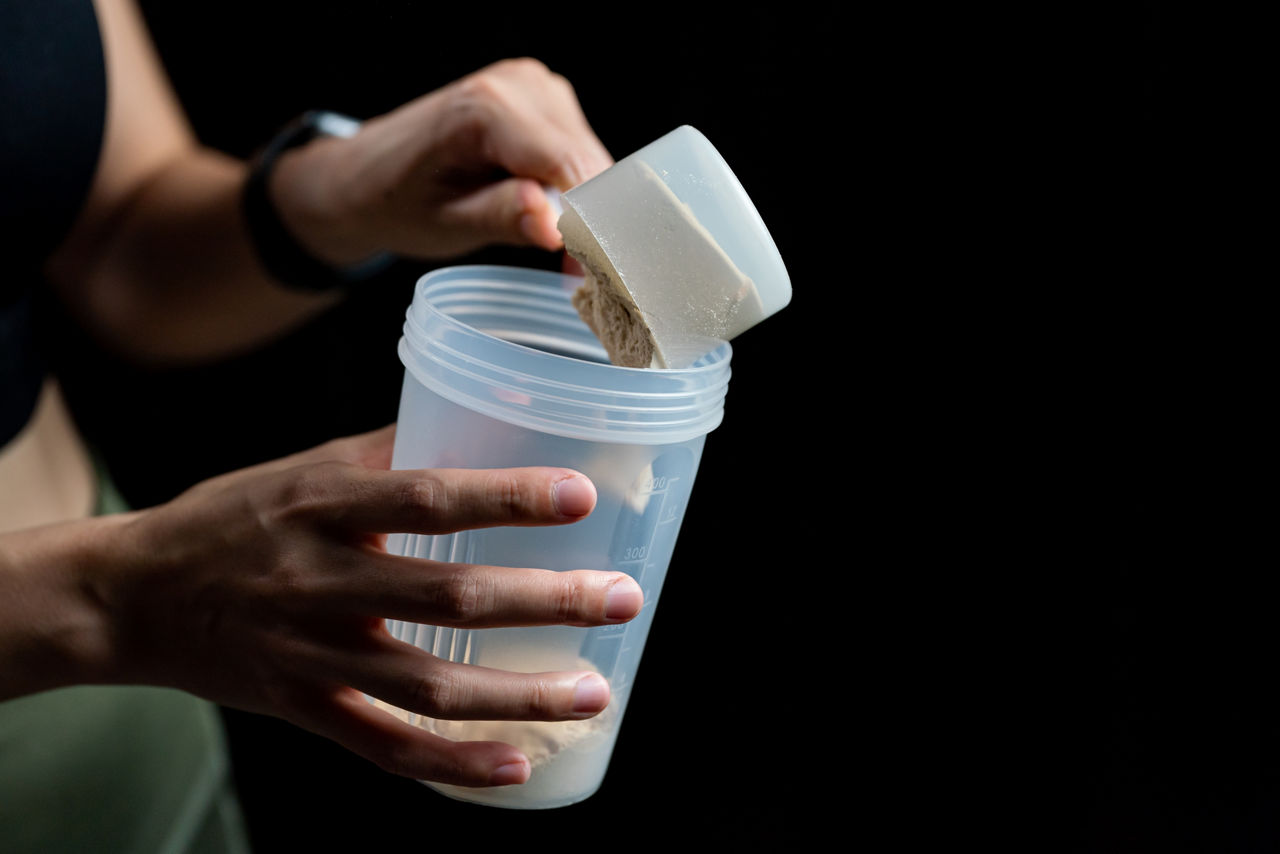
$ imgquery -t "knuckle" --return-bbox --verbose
[265,559,310,599]
[520,677,557,718]
[551,572,585,623]
[463,58,550,108]
[267,462,345,524]
[400,476,446,515]
[442,87,497,148]
[459,68,504,103]
[484,471,530,519]
[436,569,491,624]
[548,69,576,98]
[409,669,461,717]
[498,56,548,78]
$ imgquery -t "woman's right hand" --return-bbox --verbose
[273,57,614,268]
[2,425,641,787]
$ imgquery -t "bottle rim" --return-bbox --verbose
[399,265,732,444]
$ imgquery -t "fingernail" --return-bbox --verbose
[489,759,530,786]
[572,673,610,715]
[554,476,595,518]
[604,576,643,621]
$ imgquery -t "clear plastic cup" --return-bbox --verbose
[375,264,731,809]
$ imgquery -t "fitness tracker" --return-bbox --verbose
[243,110,394,292]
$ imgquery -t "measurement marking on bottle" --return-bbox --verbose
[637,475,680,494]
[619,545,649,562]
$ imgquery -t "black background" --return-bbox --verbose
[52,1,843,848]
[45,2,1269,850]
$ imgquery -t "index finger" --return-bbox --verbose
[289,464,597,534]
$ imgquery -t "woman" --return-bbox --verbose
[0,0,637,850]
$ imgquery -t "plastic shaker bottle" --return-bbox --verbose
[375,126,790,809]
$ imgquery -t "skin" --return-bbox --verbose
[1,0,628,788]
[45,0,611,363]
[0,427,644,787]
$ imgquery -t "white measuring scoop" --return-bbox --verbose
[556,125,792,369]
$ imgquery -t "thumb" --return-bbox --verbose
[441,177,564,253]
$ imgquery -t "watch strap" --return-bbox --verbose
[243,110,394,292]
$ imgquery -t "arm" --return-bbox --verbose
[0,426,643,787]
[46,0,611,364]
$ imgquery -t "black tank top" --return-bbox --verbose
[0,0,107,445]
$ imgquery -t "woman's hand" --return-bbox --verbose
[8,425,642,787]
[273,58,615,268]
[47,25,612,363]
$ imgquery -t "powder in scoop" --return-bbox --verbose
[559,158,764,369]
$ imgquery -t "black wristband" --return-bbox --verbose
[243,110,394,293]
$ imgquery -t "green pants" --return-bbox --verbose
[0,465,252,854]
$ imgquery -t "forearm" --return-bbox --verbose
[45,1,604,365]
[38,0,350,365]
[0,516,128,700]
[46,147,344,364]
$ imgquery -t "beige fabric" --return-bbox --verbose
[0,378,96,534]
[0,379,252,854]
